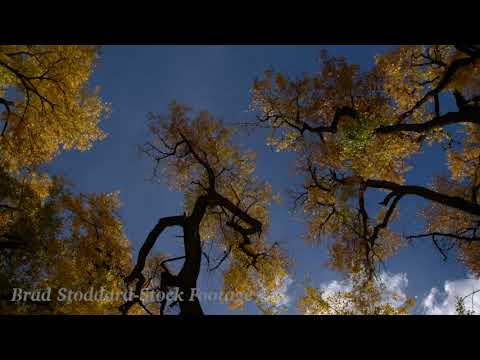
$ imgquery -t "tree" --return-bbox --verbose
[0,45,132,314]
[249,45,480,283]
[120,102,289,315]
[0,45,108,172]
[0,175,135,314]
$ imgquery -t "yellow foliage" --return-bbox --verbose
[143,103,291,314]
[251,46,480,283]
[0,173,133,314]
[0,45,109,172]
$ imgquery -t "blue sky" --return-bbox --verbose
[48,45,472,314]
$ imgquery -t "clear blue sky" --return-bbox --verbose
[48,45,469,314]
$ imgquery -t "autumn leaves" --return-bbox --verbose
[0,46,128,314]
[124,103,290,314]
[249,45,480,313]
[2,45,480,315]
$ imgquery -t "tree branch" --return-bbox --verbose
[365,179,480,216]
[398,53,479,121]
[375,108,480,134]
[407,232,480,242]
[209,246,232,272]
[125,215,185,285]
[0,97,14,136]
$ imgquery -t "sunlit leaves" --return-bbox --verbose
[0,45,129,314]
[0,45,109,172]
[250,46,480,288]
[0,172,133,314]
[143,102,290,314]
[250,54,363,153]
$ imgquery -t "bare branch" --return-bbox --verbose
[376,108,480,134]
[209,246,232,272]
[365,179,480,216]
[407,232,480,242]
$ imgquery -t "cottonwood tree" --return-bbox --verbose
[120,102,289,315]
[0,45,108,172]
[0,45,133,314]
[249,45,480,298]
[0,176,134,314]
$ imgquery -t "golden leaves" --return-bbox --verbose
[40,190,132,314]
[0,45,109,172]
[0,46,127,314]
[249,47,480,282]
[0,169,132,314]
[376,46,434,114]
[144,101,291,314]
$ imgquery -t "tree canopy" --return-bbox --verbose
[2,44,480,315]
[249,45,480,312]
[0,45,131,314]
[121,103,289,315]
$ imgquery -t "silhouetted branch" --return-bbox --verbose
[209,246,232,272]
[398,51,479,121]
[365,179,480,216]
[407,232,480,243]
[376,108,480,134]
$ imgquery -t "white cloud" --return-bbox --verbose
[304,271,480,315]
[258,275,293,310]
[276,276,294,306]
[378,272,410,307]
[422,275,480,315]
[321,279,350,294]
[319,272,409,308]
